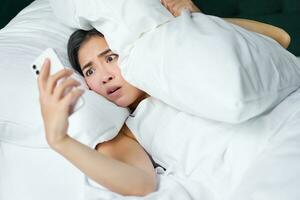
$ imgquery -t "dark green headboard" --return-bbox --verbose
[0,0,299,55]
[0,0,34,28]
[193,0,300,56]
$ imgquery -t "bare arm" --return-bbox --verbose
[224,18,291,48]
[54,131,156,196]
[37,59,156,196]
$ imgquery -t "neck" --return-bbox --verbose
[128,93,149,113]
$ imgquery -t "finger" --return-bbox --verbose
[161,0,173,13]
[46,68,73,94]
[54,78,81,100]
[167,2,177,16]
[38,58,51,93]
[173,4,183,16]
[160,0,167,7]
[61,88,84,112]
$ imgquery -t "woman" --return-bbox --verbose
[38,0,291,196]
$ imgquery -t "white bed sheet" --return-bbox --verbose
[0,142,85,200]
[0,141,212,200]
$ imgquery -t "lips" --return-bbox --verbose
[106,86,121,96]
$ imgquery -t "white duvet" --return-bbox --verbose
[125,87,300,200]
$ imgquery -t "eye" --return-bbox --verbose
[105,54,118,63]
[85,67,95,77]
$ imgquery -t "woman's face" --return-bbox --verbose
[78,35,145,108]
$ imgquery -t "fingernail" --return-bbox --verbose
[44,58,51,65]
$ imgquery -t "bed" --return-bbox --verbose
[1,0,300,200]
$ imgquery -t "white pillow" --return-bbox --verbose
[122,11,300,123]
[49,0,173,58]
[0,0,129,148]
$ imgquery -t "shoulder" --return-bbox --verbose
[95,125,139,160]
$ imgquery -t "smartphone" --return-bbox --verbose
[31,48,84,112]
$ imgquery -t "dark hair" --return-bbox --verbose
[67,28,104,76]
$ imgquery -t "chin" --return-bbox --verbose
[113,98,132,108]
[115,102,128,108]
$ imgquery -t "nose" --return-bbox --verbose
[102,74,114,84]
[102,75,113,84]
[97,62,115,84]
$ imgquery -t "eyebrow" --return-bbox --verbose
[81,48,112,72]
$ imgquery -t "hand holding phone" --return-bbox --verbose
[31,48,85,113]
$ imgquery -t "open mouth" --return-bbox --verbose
[107,86,121,96]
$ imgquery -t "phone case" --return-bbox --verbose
[31,48,66,76]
